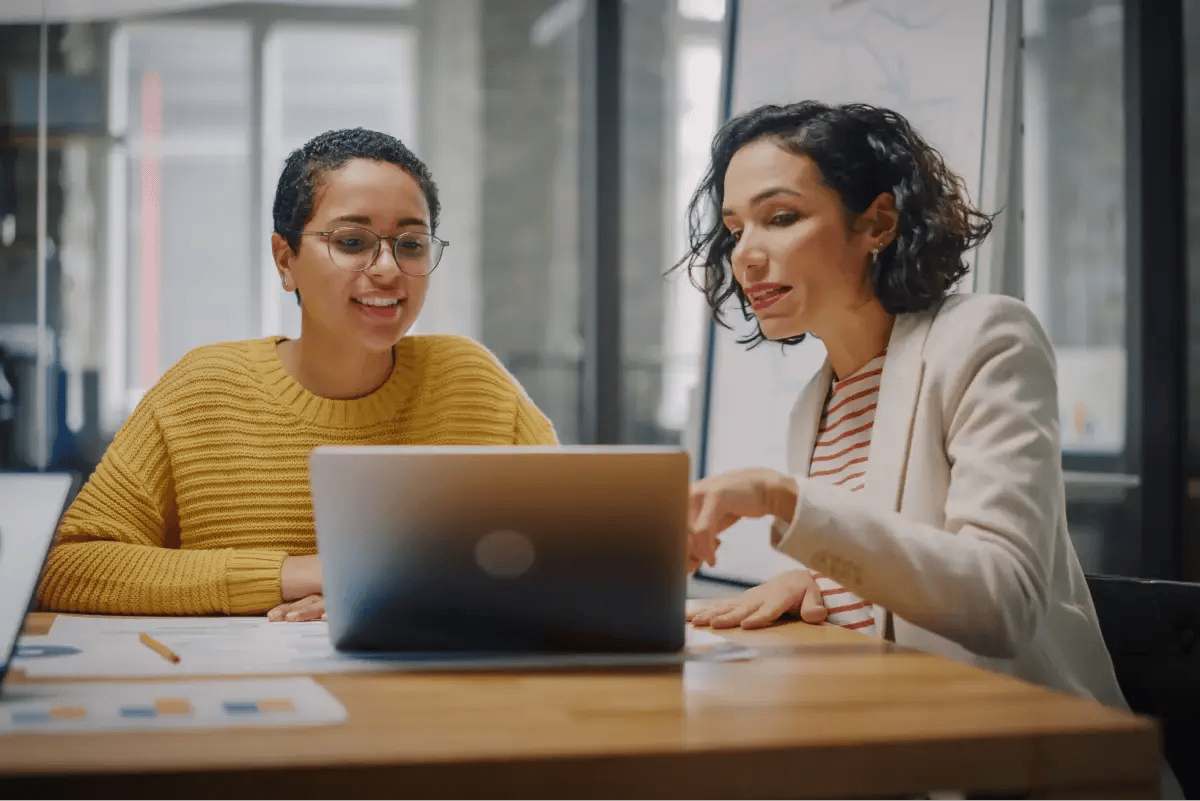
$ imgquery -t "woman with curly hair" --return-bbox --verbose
[682,101,1127,710]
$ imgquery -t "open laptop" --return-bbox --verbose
[0,472,76,691]
[309,446,689,655]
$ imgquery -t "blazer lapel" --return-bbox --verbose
[864,310,931,514]
[865,310,933,637]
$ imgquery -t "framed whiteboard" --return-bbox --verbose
[696,0,1013,585]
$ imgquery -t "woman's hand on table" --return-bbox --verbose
[687,569,827,629]
[267,593,325,622]
[272,554,324,621]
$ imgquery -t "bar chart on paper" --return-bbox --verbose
[0,677,346,734]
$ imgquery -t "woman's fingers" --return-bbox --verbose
[687,602,735,627]
[267,593,324,622]
[740,592,796,629]
[687,534,722,573]
[691,493,724,565]
[287,596,324,621]
[797,583,829,624]
[709,600,762,629]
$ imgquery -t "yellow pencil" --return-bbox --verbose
[139,632,181,664]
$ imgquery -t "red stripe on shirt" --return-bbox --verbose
[823,385,880,419]
[815,418,876,449]
[827,600,871,615]
[834,471,866,487]
[833,366,883,393]
[809,455,869,478]
[810,438,871,464]
[819,402,878,436]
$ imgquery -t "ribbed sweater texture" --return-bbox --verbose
[39,335,558,615]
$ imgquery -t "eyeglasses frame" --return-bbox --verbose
[296,226,450,276]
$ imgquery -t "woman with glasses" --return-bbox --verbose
[39,128,557,621]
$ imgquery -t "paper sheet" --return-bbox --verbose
[0,676,345,733]
[13,616,753,678]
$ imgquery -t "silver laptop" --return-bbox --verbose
[0,472,76,690]
[309,446,689,654]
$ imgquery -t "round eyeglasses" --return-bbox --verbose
[299,227,449,276]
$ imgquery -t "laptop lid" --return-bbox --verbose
[310,446,689,655]
[0,472,76,690]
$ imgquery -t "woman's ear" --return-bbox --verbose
[271,232,296,292]
[862,192,899,249]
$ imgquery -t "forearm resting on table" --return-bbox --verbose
[280,554,322,601]
[38,538,289,616]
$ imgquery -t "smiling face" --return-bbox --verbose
[272,158,431,356]
[721,139,878,341]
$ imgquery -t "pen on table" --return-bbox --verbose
[139,632,181,664]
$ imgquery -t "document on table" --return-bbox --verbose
[13,616,754,679]
[0,676,345,733]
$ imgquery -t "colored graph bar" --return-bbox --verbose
[222,701,259,714]
[119,706,157,718]
[154,698,193,716]
[50,706,87,719]
[12,711,51,724]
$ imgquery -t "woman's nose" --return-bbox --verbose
[731,235,767,284]
[367,241,403,280]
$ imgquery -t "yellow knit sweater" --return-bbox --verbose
[39,335,558,616]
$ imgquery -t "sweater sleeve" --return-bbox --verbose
[38,394,288,616]
[513,394,559,445]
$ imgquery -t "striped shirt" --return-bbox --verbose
[807,351,886,635]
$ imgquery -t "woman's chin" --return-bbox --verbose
[756,316,806,341]
[364,333,406,354]
[358,318,415,352]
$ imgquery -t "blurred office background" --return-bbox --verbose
[0,0,725,456]
[0,0,1198,582]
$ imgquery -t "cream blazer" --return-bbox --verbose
[773,292,1127,709]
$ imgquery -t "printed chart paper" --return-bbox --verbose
[0,676,345,733]
[14,616,752,678]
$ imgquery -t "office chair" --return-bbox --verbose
[1085,573,1200,798]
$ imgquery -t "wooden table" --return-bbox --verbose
[0,612,1160,799]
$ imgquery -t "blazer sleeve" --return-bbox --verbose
[773,299,1059,659]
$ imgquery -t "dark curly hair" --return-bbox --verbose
[679,101,994,347]
[272,128,440,303]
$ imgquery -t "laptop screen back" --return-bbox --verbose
[0,473,75,689]
[310,446,689,654]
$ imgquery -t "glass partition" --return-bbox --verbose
[0,0,727,476]
[1022,0,1138,574]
